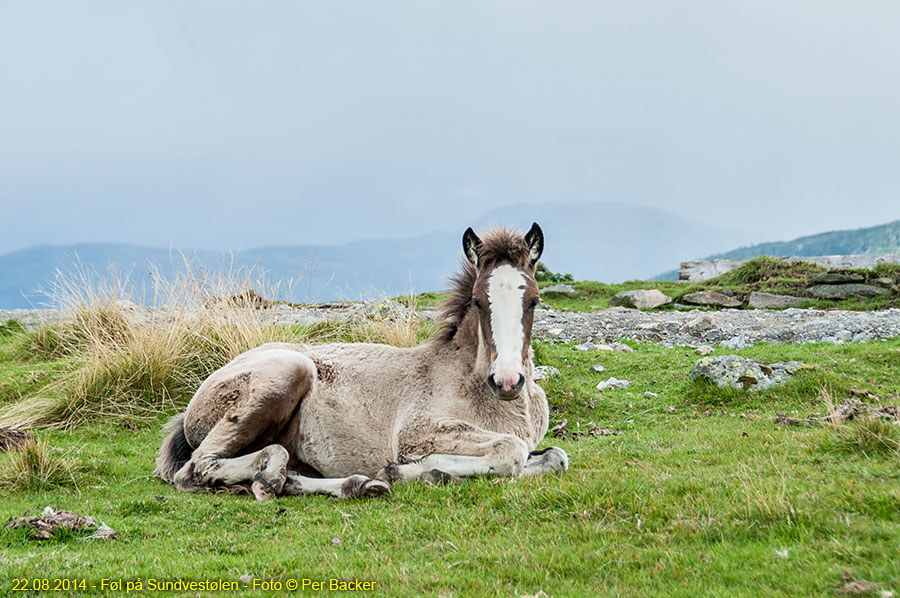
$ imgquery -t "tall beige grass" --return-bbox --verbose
[1,259,429,429]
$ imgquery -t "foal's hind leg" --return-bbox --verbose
[173,350,315,500]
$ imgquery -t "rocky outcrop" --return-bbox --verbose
[680,255,900,282]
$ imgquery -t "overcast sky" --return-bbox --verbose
[1,1,898,255]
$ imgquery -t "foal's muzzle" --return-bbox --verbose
[488,373,525,400]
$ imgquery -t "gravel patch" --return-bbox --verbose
[4,303,900,348]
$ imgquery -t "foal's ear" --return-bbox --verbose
[462,227,483,267]
[524,222,544,267]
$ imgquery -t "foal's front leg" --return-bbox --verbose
[377,420,568,484]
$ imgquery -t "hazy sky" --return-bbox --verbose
[1,1,898,255]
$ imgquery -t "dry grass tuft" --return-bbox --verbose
[0,260,430,429]
[0,436,80,491]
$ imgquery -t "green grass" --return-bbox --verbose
[1,326,899,596]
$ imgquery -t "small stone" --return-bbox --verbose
[592,344,614,352]
[680,314,716,333]
[643,391,659,398]
[597,377,630,391]
[239,574,255,585]
[546,328,564,337]
[608,289,673,309]
[589,364,606,373]
[835,330,852,342]
[695,345,714,355]
[610,342,634,352]
[721,333,748,350]
[331,536,343,546]
[534,365,561,381]
[851,332,872,343]
[572,342,593,351]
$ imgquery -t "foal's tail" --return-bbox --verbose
[154,413,193,483]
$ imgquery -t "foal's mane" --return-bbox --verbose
[436,228,532,343]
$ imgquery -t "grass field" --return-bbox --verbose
[1,303,899,597]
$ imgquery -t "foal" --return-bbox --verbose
[155,223,568,499]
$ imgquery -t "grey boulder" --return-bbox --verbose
[690,355,804,391]
[681,291,742,308]
[608,289,672,310]
[809,284,890,299]
[748,292,805,309]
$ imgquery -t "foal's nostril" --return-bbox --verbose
[487,374,499,391]
[515,374,525,390]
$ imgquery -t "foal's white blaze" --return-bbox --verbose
[487,264,527,391]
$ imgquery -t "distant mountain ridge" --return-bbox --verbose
[0,201,762,309]
[710,220,900,260]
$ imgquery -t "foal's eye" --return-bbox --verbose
[472,299,483,311]
[528,298,539,310]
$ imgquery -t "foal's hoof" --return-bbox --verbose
[375,462,402,484]
[419,469,460,485]
[341,475,391,499]
[251,478,278,501]
[361,479,391,498]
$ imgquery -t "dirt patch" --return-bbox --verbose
[5,507,116,541]
[551,419,620,439]
[0,428,32,453]
[775,398,900,427]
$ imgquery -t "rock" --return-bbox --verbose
[872,277,895,288]
[747,292,805,309]
[680,314,717,333]
[541,284,577,297]
[644,391,659,398]
[608,289,672,310]
[811,273,865,284]
[681,291,742,308]
[596,377,630,391]
[610,342,634,352]
[635,322,661,330]
[809,284,890,299]
[546,328,564,337]
[695,345,714,355]
[534,365,561,381]
[572,342,593,351]
[835,330,852,343]
[589,364,606,373]
[689,355,804,391]
[592,344,614,351]
[851,332,872,343]
[720,333,748,350]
